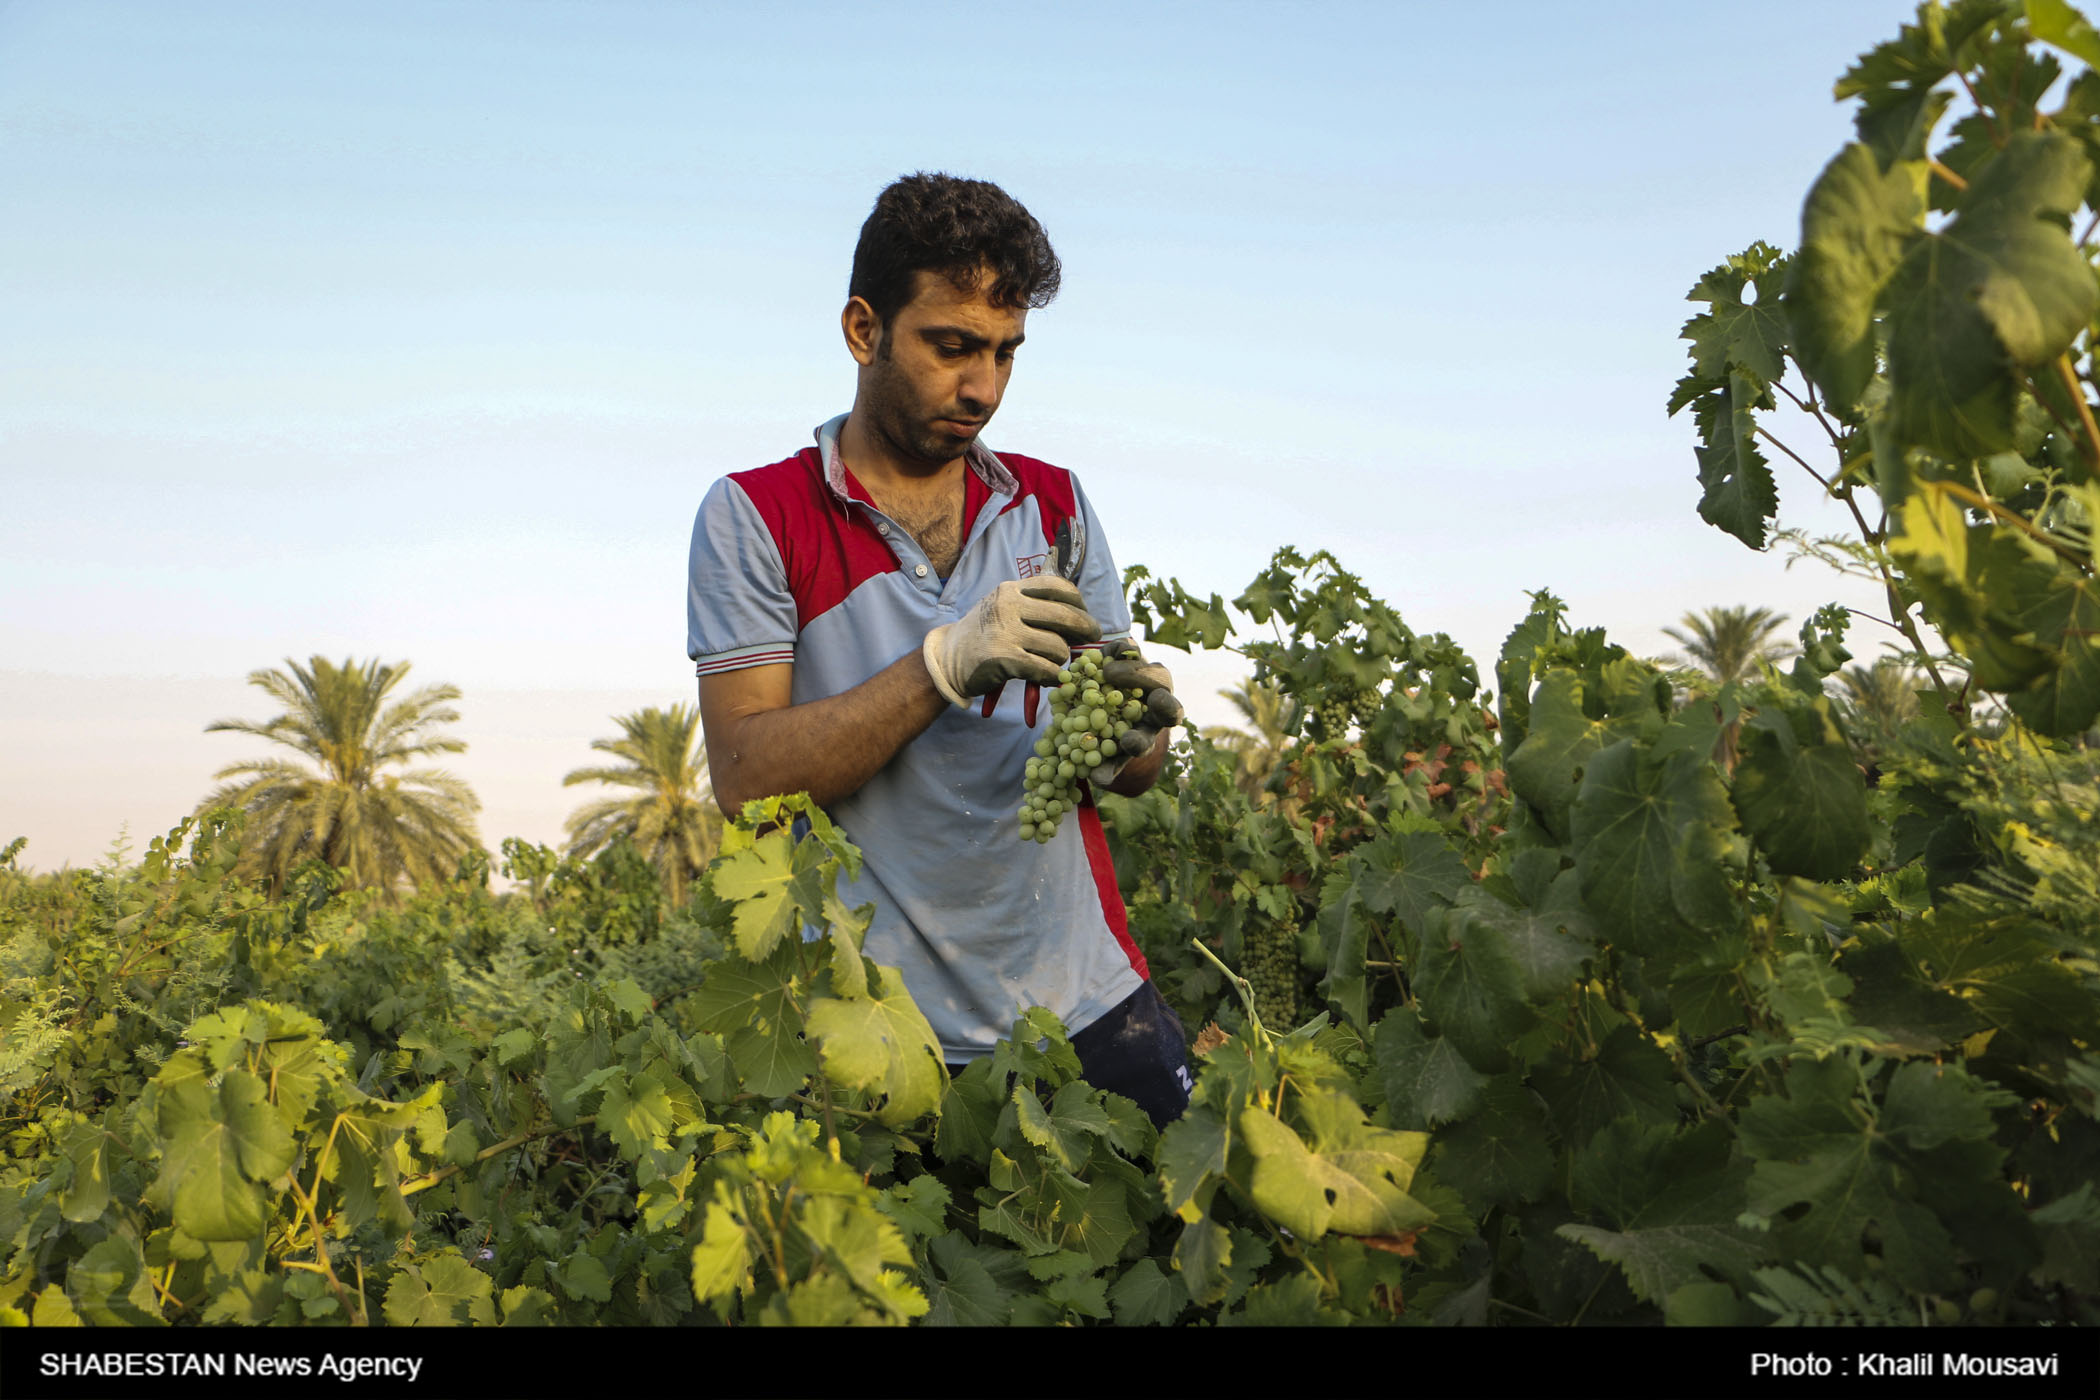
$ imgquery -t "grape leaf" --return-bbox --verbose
[1043,1168,1138,1268]
[2031,0,2100,69]
[555,1252,611,1304]
[1238,1091,1432,1241]
[1010,1080,1111,1176]
[598,1068,679,1164]
[803,964,945,1127]
[65,1236,159,1326]
[56,1117,111,1224]
[1691,371,1780,550]
[934,1058,1004,1166]
[1432,1076,1553,1212]
[1835,939,1984,1054]
[688,947,815,1099]
[1998,554,2100,737]
[383,1253,497,1326]
[1533,1024,1680,1151]
[1107,1258,1188,1326]
[1571,738,1739,959]
[687,1201,751,1305]
[1172,1216,1232,1306]
[1227,1272,1347,1326]
[1558,1120,1770,1304]
[150,1060,296,1242]
[1736,1057,1956,1292]
[1373,1007,1489,1129]
[1455,884,1595,1004]
[875,1175,951,1244]
[1411,906,1536,1072]
[1884,130,2098,460]
[923,1234,1018,1326]
[798,1194,914,1304]
[1681,245,1791,386]
[1156,1101,1230,1219]
[708,830,814,960]
[1505,669,1646,841]
[1786,142,1924,412]
[1730,706,1872,880]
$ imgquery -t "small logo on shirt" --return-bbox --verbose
[1016,551,1050,579]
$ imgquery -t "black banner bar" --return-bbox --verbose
[3,1324,2096,1400]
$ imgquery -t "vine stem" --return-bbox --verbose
[1189,938,1273,1050]
[789,1091,882,1123]
[1953,65,1994,148]
[1773,371,1848,455]
[279,1172,358,1320]
[1673,1055,1733,1129]
[2053,354,2100,471]
[1935,480,2091,571]
[1757,423,1960,703]
[400,1115,596,1196]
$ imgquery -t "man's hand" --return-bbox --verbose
[922,576,1100,707]
[1091,647,1184,788]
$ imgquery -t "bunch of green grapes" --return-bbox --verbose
[1311,688,1357,742]
[1016,650,1145,843]
[1245,901,1300,1031]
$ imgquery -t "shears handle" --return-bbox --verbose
[980,682,1043,726]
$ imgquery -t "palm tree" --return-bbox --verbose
[1663,605,1798,690]
[562,703,723,907]
[200,657,482,898]
[1833,656,1921,762]
[1202,677,1292,796]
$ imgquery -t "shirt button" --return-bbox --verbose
[914,563,928,578]
[877,522,890,536]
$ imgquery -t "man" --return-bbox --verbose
[687,173,1192,1126]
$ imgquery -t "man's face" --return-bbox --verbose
[854,266,1026,469]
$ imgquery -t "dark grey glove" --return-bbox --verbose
[1091,648,1183,786]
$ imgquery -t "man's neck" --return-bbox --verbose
[838,409,964,497]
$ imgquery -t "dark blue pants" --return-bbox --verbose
[1070,979,1195,1128]
[949,981,1193,1129]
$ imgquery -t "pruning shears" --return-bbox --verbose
[980,514,1085,727]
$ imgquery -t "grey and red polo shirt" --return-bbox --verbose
[687,414,1149,1061]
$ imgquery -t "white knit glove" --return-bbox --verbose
[922,577,1101,707]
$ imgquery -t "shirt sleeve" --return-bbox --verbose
[688,476,799,676]
[1068,472,1133,646]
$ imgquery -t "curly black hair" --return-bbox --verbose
[848,173,1061,327]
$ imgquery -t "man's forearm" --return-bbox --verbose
[709,651,950,814]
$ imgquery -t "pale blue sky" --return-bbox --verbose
[2,1,1935,867]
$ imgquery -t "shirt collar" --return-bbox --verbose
[813,412,1018,507]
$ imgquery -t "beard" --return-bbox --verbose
[862,352,983,468]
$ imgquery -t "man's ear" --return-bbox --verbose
[842,296,881,367]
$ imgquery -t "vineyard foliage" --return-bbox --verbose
[4,0,2100,1328]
